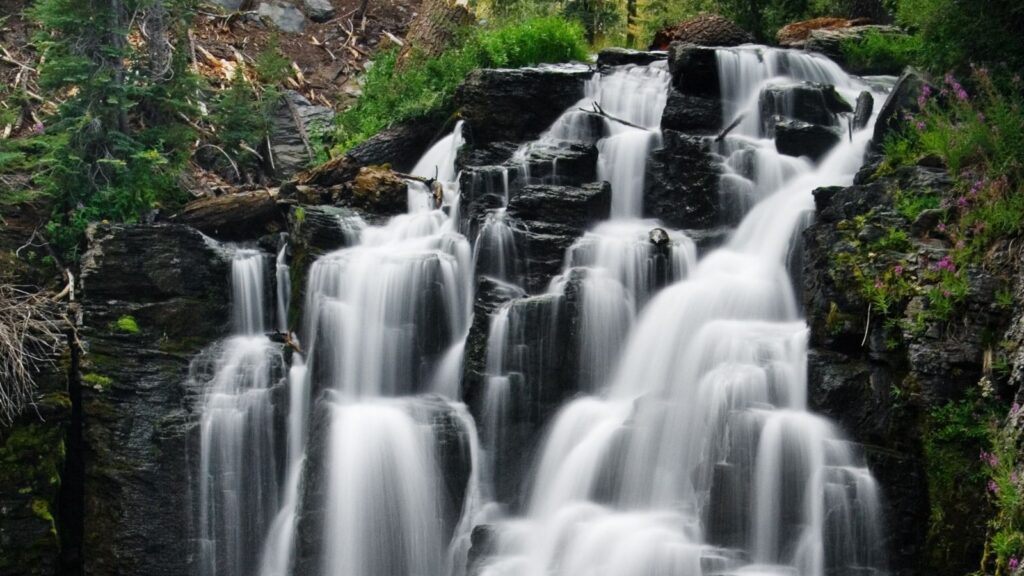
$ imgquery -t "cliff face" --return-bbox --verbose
[77,224,231,576]
[802,154,1022,573]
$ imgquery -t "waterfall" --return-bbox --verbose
[194,47,893,576]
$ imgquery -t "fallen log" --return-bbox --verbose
[171,189,284,240]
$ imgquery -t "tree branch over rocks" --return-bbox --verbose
[0,285,68,425]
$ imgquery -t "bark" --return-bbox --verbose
[397,0,474,66]
[171,190,284,239]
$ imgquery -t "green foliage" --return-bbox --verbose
[26,0,200,260]
[923,395,999,569]
[333,16,588,153]
[255,35,291,85]
[81,373,113,389]
[979,404,1024,573]
[840,30,924,73]
[895,0,1024,74]
[208,71,270,176]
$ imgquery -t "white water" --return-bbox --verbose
[196,48,892,576]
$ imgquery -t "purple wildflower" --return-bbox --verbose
[874,279,884,290]
[935,256,957,273]
[1012,402,1022,415]
[30,122,44,135]
[957,196,969,208]
[916,120,927,131]
[1009,556,1020,572]
[988,479,1000,494]
[955,86,969,101]
[937,222,947,232]
[894,265,904,276]
[980,450,999,467]
[943,289,952,298]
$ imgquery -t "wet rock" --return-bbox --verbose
[774,119,842,162]
[467,525,498,576]
[506,182,612,293]
[853,91,874,130]
[661,88,721,134]
[462,277,526,414]
[758,82,852,135]
[597,48,667,69]
[650,15,754,50]
[520,143,599,187]
[667,43,720,98]
[649,227,670,247]
[258,0,306,33]
[269,90,334,179]
[457,141,521,170]
[79,224,231,576]
[873,69,930,149]
[347,115,448,172]
[645,130,723,229]
[301,0,334,22]
[456,66,592,145]
[286,205,365,325]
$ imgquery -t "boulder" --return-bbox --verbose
[774,119,842,161]
[644,130,723,229]
[339,166,409,216]
[171,189,284,240]
[506,182,612,293]
[853,90,874,130]
[872,69,930,149]
[78,224,232,576]
[758,82,852,135]
[268,90,334,179]
[301,0,334,22]
[257,0,306,33]
[286,205,365,325]
[667,43,720,98]
[597,48,668,69]
[650,15,754,50]
[776,17,872,48]
[661,88,721,134]
[456,66,592,145]
[347,115,449,172]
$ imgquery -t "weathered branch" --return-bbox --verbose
[0,285,67,425]
[715,114,745,142]
[579,101,651,131]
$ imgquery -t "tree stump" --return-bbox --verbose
[397,0,474,66]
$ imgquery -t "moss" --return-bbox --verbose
[294,205,306,223]
[82,372,113,390]
[112,314,140,334]
[0,421,66,489]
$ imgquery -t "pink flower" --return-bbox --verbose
[874,279,884,290]
[1009,556,1019,572]
[980,450,999,467]
[988,479,1000,494]
[937,223,947,232]
[957,196,968,208]
[916,120,927,131]
[894,265,904,276]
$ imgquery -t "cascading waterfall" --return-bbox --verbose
[197,249,283,576]
[195,47,893,576]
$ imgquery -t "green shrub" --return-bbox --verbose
[333,16,588,153]
[895,0,1024,74]
[840,30,924,74]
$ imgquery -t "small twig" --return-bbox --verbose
[578,101,650,131]
[861,302,872,347]
[194,144,241,181]
[716,114,745,142]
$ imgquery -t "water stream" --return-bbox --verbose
[195,46,893,576]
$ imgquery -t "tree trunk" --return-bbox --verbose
[626,0,638,47]
[171,190,284,240]
[397,0,474,67]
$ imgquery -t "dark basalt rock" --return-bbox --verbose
[286,205,365,326]
[805,25,908,75]
[597,48,668,69]
[456,66,592,145]
[873,69,930,149]
[506,182,612,294]
[774,119,842,161]
[78,224,232,576]
[661,88,722,134]
[457,141,521,170]
[667,43,720,98]
[853,91,874,130]
[347,115,449,172]
[644,130,723,229]
[462,276,526,414]
[758,82,852,135]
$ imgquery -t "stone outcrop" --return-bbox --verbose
[873,69,930,149]
[667,43,720,98]
[456,66,592,145]
[506,182,612,293]
[78,224,232,576]
[597,48,667,69]
[269,91,334,180]
[774,119,842,161]
[650,15,754,51]
[758,82,852,135]
[644,130,723,228]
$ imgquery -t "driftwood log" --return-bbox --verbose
[171,189,284,240]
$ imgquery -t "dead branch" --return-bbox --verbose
[715,114,745,142]
[579,102,651,131]
[0,285,68,425]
